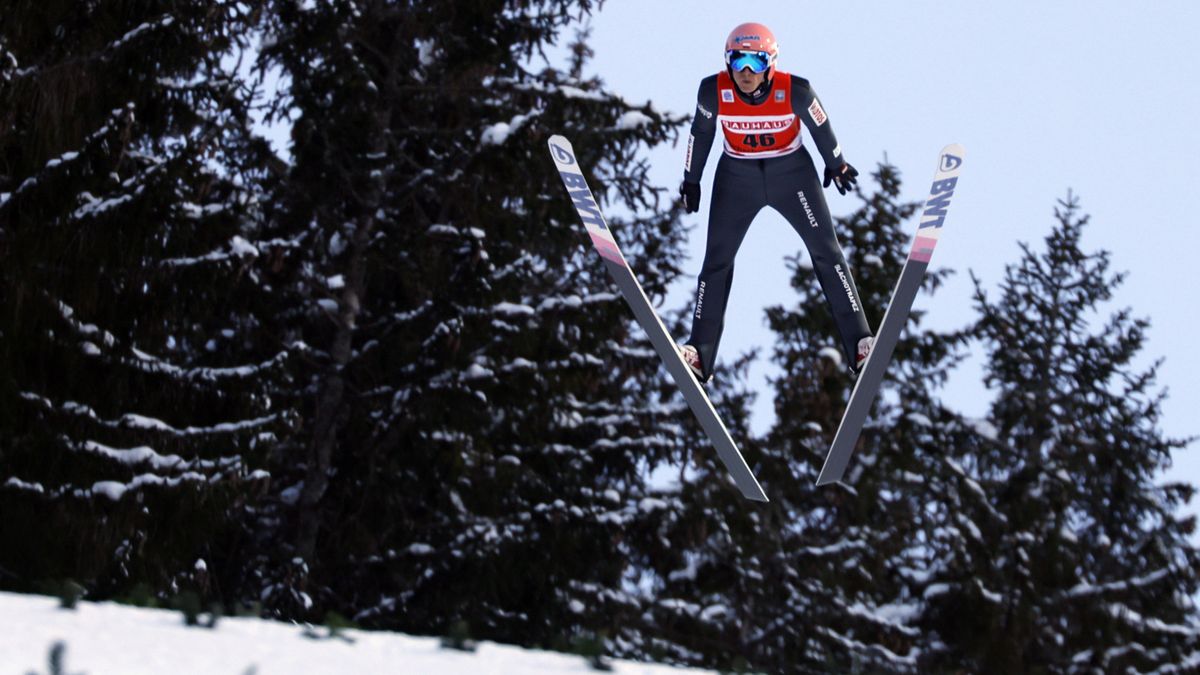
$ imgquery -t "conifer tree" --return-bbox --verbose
[917,194,1200,672]
[0,1,284,600]
[759,162,965,673]
[248,0,693,651]
[629,163,963,672]
[612,347,771,668]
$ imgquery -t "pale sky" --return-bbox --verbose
[571,2,1200,499]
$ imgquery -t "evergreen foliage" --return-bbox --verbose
[1,3,1197,672]
[916,194,1200,673]
[622,163,962,672]
[748,163,959,673]
[0,0,284,603]
[246,0,693,654]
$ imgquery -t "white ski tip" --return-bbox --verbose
[548,135,578,170]
[936,144,966,177]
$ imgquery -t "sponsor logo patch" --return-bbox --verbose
[834,264,860,313]
[775,90,785,102]
[720,118,793,132]
[685,134,694,173]
[697,103,713,119]
[797,191,818,228]
[832,143,842,158]
[808,99,828,126]
[694,281,706,319]
[721,89,734,103]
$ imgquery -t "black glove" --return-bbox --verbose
[823,163,859,195]
[679,180,701,213]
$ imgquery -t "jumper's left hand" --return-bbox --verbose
[823,163,859,195]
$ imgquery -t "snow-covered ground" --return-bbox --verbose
[0,591,710,674]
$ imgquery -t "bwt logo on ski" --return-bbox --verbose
[920,175,958,230]
[558,173,605,228]
[940,153,963,172]
[550,143,576,166]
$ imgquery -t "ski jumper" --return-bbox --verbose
[684,70,870,376]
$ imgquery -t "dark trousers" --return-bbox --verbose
[688,148,871,377]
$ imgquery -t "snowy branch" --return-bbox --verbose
[21,391,279,438]
[1064,567,1173,599]
[817,626,920,670]
[131,344,294,383]
[162,236,260,267]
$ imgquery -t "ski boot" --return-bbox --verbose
[852,336,875,376]
[679,344,712,384]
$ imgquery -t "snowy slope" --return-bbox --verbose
[0,591,711,674]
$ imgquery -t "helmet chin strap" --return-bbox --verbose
[754,75,772,98]
[727,67,773,102]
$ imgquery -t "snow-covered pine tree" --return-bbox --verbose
[614,348,777,669]
[0,2,286,599]
[250,0,691,650]
[917,194,1200,672]
[754,161,967,673]
[626,163,962,672]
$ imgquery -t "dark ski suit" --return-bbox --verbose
[684,70,870,378]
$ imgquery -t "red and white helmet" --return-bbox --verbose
[724,22,779,79]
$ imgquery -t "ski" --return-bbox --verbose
[548,135,768,502]
[816,144,966,486]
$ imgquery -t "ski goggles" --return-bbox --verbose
[725,49,773,73]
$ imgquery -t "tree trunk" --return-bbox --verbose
[296,105,390,561]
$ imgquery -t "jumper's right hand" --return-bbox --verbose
[680,181,701,213]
